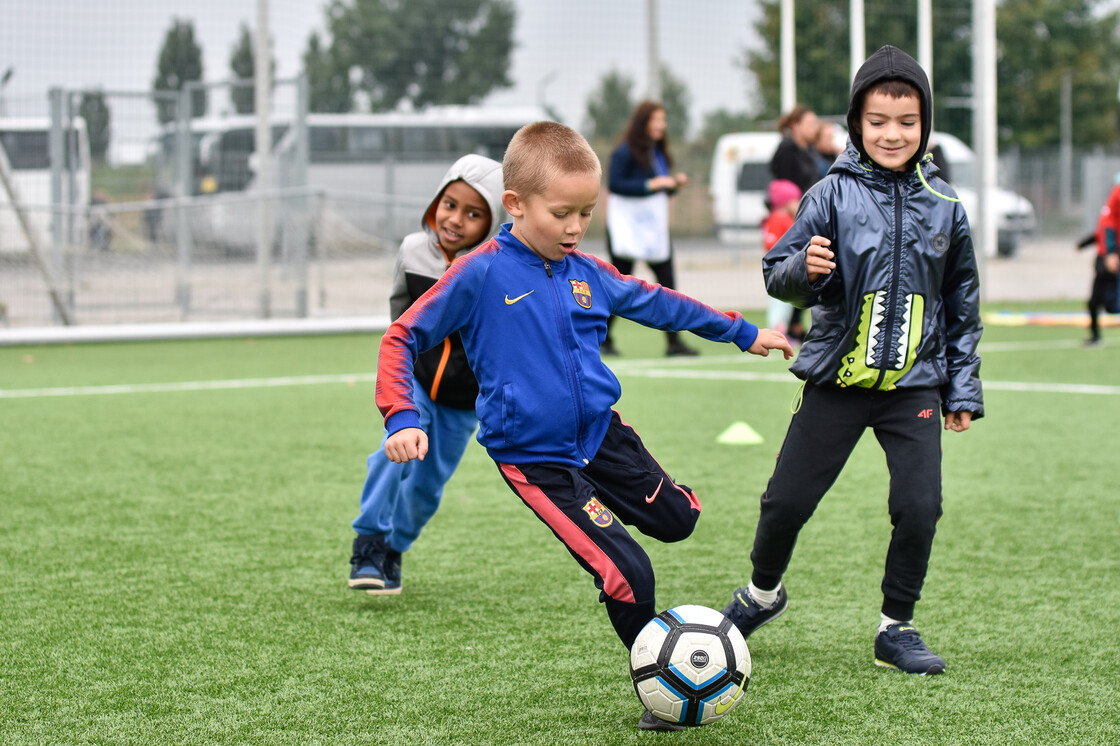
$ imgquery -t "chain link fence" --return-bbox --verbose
[4,1,1120,330]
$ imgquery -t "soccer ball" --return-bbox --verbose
[629,604,751,727]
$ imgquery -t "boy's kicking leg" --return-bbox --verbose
[496,412,702,732]
[495,413,703,646]
[497,458,664,651]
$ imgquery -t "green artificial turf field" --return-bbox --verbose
[1,311,1117,745]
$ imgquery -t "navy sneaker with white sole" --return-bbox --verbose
[721,585,788,639]
[366,548,402,596]
[874,623,946,675]
[348,533,388,590]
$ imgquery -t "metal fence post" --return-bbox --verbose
[293,73,310,318]
[47,87,68,321]
[175,87,193,318]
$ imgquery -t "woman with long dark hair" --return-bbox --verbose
[602,100,696,356]
[769,105,822,342]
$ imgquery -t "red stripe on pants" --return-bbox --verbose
[498,462,636,604]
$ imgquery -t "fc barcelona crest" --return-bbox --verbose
[582,497,614,527]
[570,279,592,309]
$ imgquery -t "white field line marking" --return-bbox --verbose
[978,339,1093,352]
[0,373,378,399]
[614,367,1120,396]
[2,340,1116,399]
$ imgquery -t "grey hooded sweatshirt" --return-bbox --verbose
[388,153,504,410]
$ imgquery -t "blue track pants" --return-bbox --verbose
[352,382,477,552]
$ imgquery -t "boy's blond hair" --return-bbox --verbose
[503,121,601,197]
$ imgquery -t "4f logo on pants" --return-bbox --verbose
[918,408,935,419]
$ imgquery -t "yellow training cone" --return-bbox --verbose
[716,421,764,445]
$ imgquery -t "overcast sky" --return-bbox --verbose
[0,0,759,136]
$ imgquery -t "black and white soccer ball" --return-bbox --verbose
[629,604,751,727]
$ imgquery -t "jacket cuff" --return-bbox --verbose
[386,409,422,436]
[733,321,760,351]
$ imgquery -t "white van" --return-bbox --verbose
[0,116,91,255]
[929,131,1036,256]
[708,131,782,244]
[709,128,1035,256]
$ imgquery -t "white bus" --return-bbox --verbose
[150,106,547,251]
[0,116,91,255]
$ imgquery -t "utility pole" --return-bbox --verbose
[850,0,865,84]
[973,0,997,286]
[917,0,933,93]
[255,0,273,318]
[780,0,795,113]
[647,0,661,100]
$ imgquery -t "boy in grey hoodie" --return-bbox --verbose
[348,154,504,595]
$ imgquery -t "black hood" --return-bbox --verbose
[846,45,932,171]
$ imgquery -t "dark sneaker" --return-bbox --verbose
[721,585,788,639]
[666,341,699,357]
[348,533,387,590]
[600,339,620,357]
[1083,337,1102,347]
[367,548,402,596]
[874,623,946,675]
[637,710,685,731]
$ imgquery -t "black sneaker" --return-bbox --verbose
[666,341,699,357]
[637,710,685,731]
[721,585,788,639]
[348,533,387,590]
[874,623,946,675]
[367,548,402,596]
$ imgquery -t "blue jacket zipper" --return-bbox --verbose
[543,257,591,465]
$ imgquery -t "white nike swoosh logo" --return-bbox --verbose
[644,478,664,504]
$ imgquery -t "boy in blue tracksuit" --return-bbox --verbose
[376,121,792,729]
[720,45,984,675]
[349,154,504,595]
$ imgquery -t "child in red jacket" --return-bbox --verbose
[761,179,802,335]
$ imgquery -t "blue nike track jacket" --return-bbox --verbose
[376,224,759,467]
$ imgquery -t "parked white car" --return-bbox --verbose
[708,131,784,244]
[709,128,1035,256]
[929,131,1036,256]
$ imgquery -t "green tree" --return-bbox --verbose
[152,18,207,124]
[584,70,635,144]
[584,66,691,144]
[229,23,277,115]
[303,31,352,113]
[994,0,1120,147]
[660,65,691,142]
[745,1,970,127]
[78,90,110,164]
[321,0,515,112]
[743,0,1120,147]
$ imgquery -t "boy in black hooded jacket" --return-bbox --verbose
[721,45,983,675]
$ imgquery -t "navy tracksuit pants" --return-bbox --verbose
[750,383,944,622]
[497,411,701,649]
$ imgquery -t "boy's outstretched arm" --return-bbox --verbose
[944,411,973,432]
[385,427,428,463]
[748,328,795,359]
